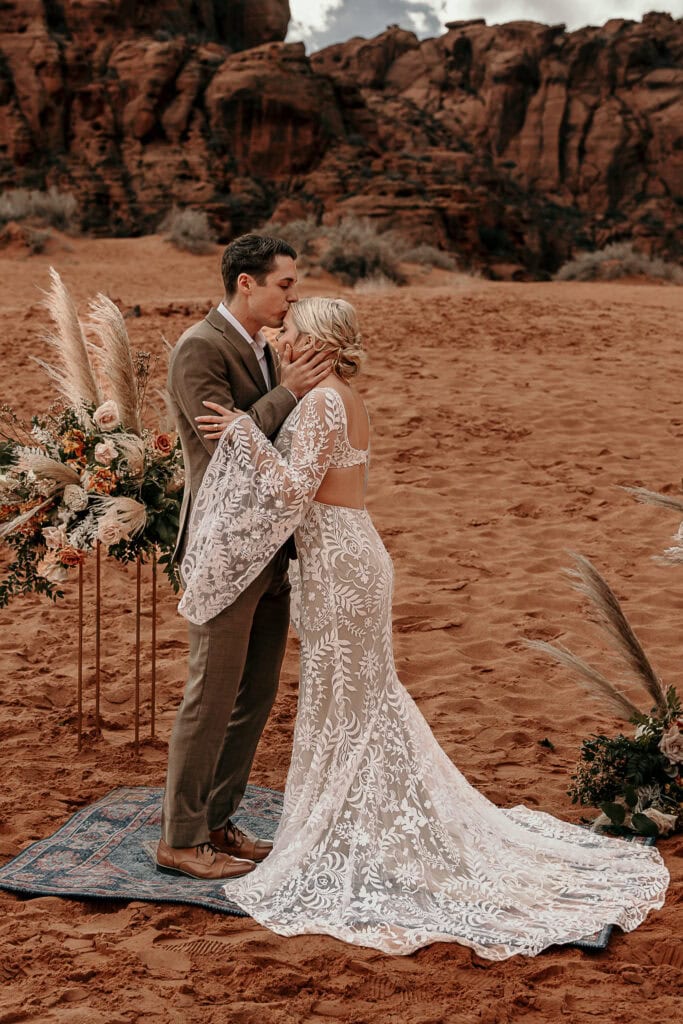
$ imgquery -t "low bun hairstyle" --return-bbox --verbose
[290,297,364,380]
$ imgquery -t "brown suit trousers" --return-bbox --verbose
[161,308,296,847]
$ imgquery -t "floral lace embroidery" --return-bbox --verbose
[178,384,669,958]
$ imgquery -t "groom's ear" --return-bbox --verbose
[237,272,253,294]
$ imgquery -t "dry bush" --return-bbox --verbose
[160,206,216,254]
[0,187,78,231]
[399,243,457,270]
[321,217,405,286]
[353,273,401,293]
[259,216,319,267]
[556,243,683,283]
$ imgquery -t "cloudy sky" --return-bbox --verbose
[287,1,682,50]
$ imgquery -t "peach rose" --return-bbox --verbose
[97,520,129,547]
[94,439,118,465]
[93,400,120,432]
[659,723,683,766]
[58,546,86,567]
[153,433,173,456]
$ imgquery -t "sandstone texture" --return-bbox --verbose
[0,4,680,276]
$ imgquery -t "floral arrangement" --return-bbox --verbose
[529,555,682,837]
[0,268,184,604]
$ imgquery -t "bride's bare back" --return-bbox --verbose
[313,376,369,510]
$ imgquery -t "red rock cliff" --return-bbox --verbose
[0,4,680,276]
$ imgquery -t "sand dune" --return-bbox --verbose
[0,237,681,1022]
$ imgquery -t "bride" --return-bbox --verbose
[179,296,668,959]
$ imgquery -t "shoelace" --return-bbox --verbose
[224,820,245,846]
[195,842,219,858]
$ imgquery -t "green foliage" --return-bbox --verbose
[569,699,683,837]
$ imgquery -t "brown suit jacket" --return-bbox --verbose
[168,307,297,561]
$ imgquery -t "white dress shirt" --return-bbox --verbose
[217,301,271,389]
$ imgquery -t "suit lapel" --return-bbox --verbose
[264,342,279,386]
[205,308,267,394]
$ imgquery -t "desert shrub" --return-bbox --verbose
[25,227,51,253]
[0,187,78,231]
[321,217,405,286]
[160,206,216,254]
[556,242,683,283]
[259,216,319,266]
[399,243,457,270]
[353,272,400,293]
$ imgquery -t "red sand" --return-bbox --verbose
[0,236,681,1023]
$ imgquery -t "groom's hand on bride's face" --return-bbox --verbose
[280,343,333,399]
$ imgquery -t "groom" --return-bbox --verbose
[157,234,331,880]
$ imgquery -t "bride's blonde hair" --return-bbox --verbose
[290,297,363,380]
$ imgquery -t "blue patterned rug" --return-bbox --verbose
[0,786,652,951]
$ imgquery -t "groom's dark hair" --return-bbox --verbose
[222,234,297,297]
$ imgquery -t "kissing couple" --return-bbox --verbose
[156,234,668,959]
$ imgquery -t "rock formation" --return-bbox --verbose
[0,3,680,277]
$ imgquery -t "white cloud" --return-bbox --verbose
[288,0,682,50]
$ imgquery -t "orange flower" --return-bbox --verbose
[61,430,86,458]
[154,433,174,456]
[84,467,118,495]
[58,546,86,567]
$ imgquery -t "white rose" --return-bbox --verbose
[94,439,118,465]
[93,400,120,432]
[63,484,89,511]
[97,519,129,547]
[36,557,69,583]
[42,525,68,550]
[659,723,683,766]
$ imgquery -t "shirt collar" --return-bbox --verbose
[217,301,267,354]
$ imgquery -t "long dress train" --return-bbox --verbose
[178,388,669,959]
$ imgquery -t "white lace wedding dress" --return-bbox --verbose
[179,388,669,959]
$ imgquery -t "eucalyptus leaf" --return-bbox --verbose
[599,801,626,825]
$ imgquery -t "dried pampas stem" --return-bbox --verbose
[35,267,102,413]
[525,639,641,720]
[0,497,55,540]
[115,434,146,478]
[88,294,143,436]
[153,388,177,434]
[623,486,683,515]
[16,450,81,485]
[567,554,668,713]
[92,495,146,536]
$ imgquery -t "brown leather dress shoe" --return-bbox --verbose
[156,839,256,880]
[209,820,273,863]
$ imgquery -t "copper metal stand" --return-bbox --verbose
[151,548,157,739]
[95,540,101,734]
[76,547,158,753]
[135,552,141,754]
[77,559,84,751]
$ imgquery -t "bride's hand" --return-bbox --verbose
[196,401,245,440]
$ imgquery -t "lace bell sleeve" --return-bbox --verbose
[178,389,344,625]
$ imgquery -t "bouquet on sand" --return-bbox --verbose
[0,268,184,605]
[530,555,682,837]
